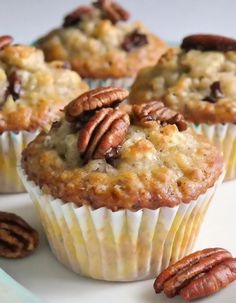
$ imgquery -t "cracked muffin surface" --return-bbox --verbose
[22,88,223,211]
[36,1,167,79]
[130,36,236,124]
[0,41,88,132]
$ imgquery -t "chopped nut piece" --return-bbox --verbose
[0,211,39,258]
[6,71,22,101]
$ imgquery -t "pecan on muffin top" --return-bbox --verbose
[22,87,223,211]
[0,36,88,132]
[130,34,236,124]
[36,0,167,79]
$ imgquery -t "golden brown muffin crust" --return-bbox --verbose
[129,46,236,124]
[22,102,223,211]
[36,2,167,78]
[0,43,88,132]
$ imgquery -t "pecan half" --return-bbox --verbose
[63,6,95,27]
[122,30,148,52]
[0,211,39,258]
[203,81,224,103]
[154,247,236,301]
[78,107,130,163]
[93,0,129,23]
[133,101,187,131]
[180,258,236,300]
[181,34,236,52]
[6,71,22,101]
[65,87,129,123]
[0,35,13,50]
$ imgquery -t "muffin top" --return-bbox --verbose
[0,36,88,132]
[129,34,236,124]
[22,87,223,211]
[36,0,167,78]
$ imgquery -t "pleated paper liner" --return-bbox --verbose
[84,77,134,90]
[18,167,224,282]
[192,123,236,181]
[0,130,39,193]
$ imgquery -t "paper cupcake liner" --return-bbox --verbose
[192,123,236,181]
[0,130,39,193]
[84,77,134,90]
[18,167,223,281]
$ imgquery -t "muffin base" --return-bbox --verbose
[192,123,236,181]
[84,77,134,90]
[18,167,223,281]
[0,131,39,193]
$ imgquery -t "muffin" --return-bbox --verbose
[36,0,167,89]
[0,35,88,193]
[130,34,236,180]
[19,87,224,281]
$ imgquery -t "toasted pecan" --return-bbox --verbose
[93,0,129,23]
[63,6,95,27]
[180,258,236,300]
[78,107,130,163]
[133,101,187,131]
[0,35,13,50]
[65,87,129,122]
[0,211,39,258]
[181,34,236,52]
[154,247,236,301]
[154,247,226,293]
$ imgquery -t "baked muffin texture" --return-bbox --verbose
[20,87,224,281]
[0,38,88,132]
[36,1,167,79]
[22,89,223,211]
[129,35,236,124]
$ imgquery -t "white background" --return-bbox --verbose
[0,0,236,44]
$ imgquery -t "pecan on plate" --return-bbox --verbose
[93,0,129,23]
[154,247,236,301]
[181,34,236,52]
[6,71,22,101]
[63,6,95,27]
[133,101,187,131]
[122,30,148,52]
[203,81,224,103]
[78,107,130,163]
[0,211,39,258]
[0,35,13,50]
[65,86,129,123]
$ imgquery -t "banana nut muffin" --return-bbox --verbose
[130,34,236,124]
[0,36,88,132]
[36,0,167,81]
[0,35,88,193]
[22,87,223,210]
[20,87,223,281]
[129,34,236,180]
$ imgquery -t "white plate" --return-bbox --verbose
[0,181,236,303]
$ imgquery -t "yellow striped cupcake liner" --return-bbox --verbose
[0,130,38,193]
[192,123,236,181]
[18,167,223,281]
